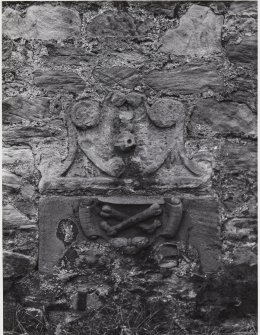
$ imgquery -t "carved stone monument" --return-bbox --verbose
[39,92,220,275]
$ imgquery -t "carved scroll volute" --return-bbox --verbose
[160,197,183,238]
[79,198,100,240]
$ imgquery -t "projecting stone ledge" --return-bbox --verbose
[2,5,81,41]
[144,63,223,94]
[160,4,223,57]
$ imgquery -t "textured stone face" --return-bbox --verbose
[2,2,257,333]
[144,63,223,94]
[2,5,81,41]
[189,99,256,138]
[160,5,223,56]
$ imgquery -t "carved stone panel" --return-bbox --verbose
[39,195,221,274]
[39,92,213,193]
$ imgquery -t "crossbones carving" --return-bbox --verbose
[99,203,162,236]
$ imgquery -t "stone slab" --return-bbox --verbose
[39,195,221,274]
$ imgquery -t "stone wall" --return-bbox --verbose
[2,1,257,334]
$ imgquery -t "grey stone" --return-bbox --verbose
[189,99,256,138]
[94,66,140,89]
[87,10,137,38]
[3,204,32,229]
[3,251,36,279]
[226,35,257,64]
[147,98,185,128]
[33,70,85,93]
[43,44,90,66]
[2,5,81,41]
[160,5,223,56]
[3,96,50,124]
[229,1,257,15]
[2,169,21,192]
[3,124,65,145]
[70,100,101,129]
[2,146,34,177]
[144,63,223,94]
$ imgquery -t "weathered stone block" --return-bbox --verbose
[39,195,220,274]
[3,251,36,279]
[3,204,32,229]
[87,10,137,38]
[94,66,140,89]
[226,35,257,64]
[2,5,81,41]
[33,70,85,93]
[189,99,256,138]
[2,169,21,192]
[160,5,223,56]
[3,96,50,124]
[43,44,90,66]
[2,146,34,177]
[144,63,223,94]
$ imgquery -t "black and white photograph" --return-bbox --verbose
[2,0,257,334]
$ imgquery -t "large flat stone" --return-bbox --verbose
[144,63,223,94]
[94,66,140,89]
[43,44,90,66]
[33,70,85,93]
[2,5,81,41]
[226,35,257,64]
[160,4,223,56]
[3,96,50,124]
[189,99,256,138]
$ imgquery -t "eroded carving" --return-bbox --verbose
[70,100,100,129]
[100,203,162,236]
[40,92,213,192]
[56,218,78,246]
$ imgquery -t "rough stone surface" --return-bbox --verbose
[160,5,223,56]
[3,204,32,229]
[3,251,36,279]
[144,63,223,94]
[33,70,86,93]
[3,96,50,124]
[226,35,257,64]
[2,5,81,41]
[2,2,257,334]
[189,99,256,138]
